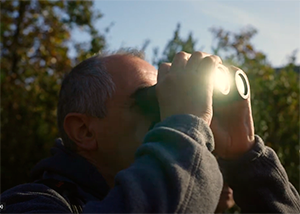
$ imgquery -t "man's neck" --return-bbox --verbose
[77,150,116,189]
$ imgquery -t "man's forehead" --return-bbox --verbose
[104,54,157,83]
[104,54,157,95]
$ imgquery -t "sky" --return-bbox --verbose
[72,0,300,68]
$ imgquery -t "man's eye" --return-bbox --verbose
[133,101,149,114]
[134,100,153,114]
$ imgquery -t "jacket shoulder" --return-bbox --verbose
[1,183,72,213]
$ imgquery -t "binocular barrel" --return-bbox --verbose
[135,65,250,123]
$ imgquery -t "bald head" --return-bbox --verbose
[104,54,157,101]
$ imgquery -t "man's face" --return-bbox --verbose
[93,55,158,173]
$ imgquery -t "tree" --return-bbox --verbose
[152,23,198,66]
[1,0,106,192]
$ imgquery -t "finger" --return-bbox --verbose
[228,65,240,71]
[170,52,190,73]
[157,62,171,82]
[210,54,223,65]
[227,65,240,76]
[197,56,218,87]
[194,51,211,58]
[185,51,208,73]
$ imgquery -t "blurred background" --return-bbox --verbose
[1,0,299,211]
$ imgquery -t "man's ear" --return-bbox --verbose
[64,113,98,151]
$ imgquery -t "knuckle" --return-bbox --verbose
[192,51,212,59]
[203,56,215,63]
[175,51,189,60]
[192,51,204,59]
[212,55,223,64]
[159,62,171,71]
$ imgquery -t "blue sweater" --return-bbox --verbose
[1,115,300,213]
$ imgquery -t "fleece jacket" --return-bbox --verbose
[1,114,299,213]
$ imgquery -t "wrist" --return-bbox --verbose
[218,136,256,160]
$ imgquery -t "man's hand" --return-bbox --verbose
[211,66,255,160]
[156,51,221,125]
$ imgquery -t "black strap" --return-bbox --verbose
[35,179,84,213]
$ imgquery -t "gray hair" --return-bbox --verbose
[57,48,145,151]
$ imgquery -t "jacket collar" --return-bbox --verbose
[30,139,110,200]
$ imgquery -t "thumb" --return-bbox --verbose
[157,62,171,82]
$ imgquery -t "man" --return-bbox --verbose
[2,50,300,213]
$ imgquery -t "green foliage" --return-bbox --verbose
[152,23,198,66]
[1,0,106,192]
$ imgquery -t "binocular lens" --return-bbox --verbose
[214,65,230,95]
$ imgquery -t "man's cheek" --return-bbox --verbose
[134,119,152,144]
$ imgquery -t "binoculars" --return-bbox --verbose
[135,65,250,126]
[212,65,250,103]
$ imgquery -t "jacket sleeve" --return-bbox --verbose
[84,114,223,213]
[218,135,300,213]
[1,114,223,213]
